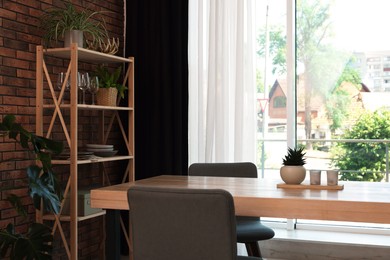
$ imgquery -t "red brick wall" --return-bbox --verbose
[0,0,125,258]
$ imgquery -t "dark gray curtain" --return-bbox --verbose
[125,0,189,180]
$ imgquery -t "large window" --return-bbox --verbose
[253,0,390,231]
[189,0,390,210]
[256,0,390,184]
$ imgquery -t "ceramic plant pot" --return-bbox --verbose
[64,30,84,47]
[280,165,306,184]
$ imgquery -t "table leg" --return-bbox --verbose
[106,209,121,260]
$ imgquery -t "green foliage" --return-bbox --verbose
[0,115,64,259]
[257,0,333,77]
[40,0,107,47]
[296,0,331,56]
[0,223,52,260]
[326,60,362,132]
[0,115,63,213]
[257,0,363,135]
[335,62,362,87]
[6,194,27,218]
[326,89,351,132]
[256,69,264,93]
[332,109,390,181]
[257,26,286,75]
[95,65,128,99]
[282,147,306,166]
[257,140,268,169]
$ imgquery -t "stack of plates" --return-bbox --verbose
[54,151,94,160]
[85,144,118,157]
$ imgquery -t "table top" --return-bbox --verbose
[90,175,390,224]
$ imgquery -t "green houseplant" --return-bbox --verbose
[40,1,107,48]
[280,147,307,184]
[94,65,127,106]
[0,115,64,259]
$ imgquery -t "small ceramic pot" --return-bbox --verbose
[64,30,84,48]
[280,165,306,185]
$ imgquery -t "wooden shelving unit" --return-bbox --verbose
[35,43,134,259]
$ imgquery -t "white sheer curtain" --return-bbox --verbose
[188,0,257,164]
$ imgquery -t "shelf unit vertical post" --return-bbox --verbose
[35,46,44,224]
[128,57,135,258]
[128,57,135,182]
[69,43,79,260]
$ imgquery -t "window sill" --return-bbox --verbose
[270,227,390,248]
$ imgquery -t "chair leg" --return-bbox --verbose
[245,242,262,257]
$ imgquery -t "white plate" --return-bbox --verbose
[85,144,114,149]
[94,150,118,157]
[85,148,114,152]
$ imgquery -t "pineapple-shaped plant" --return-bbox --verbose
[280,147,307,184]
[282,147,306,166]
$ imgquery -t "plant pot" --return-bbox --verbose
[64,30,83,47]
[96,88,118,106]
[280,165,306,184]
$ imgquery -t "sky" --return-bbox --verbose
[255,0,390,52]
[331,0,390,52]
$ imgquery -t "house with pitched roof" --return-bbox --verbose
[266,78,371,141]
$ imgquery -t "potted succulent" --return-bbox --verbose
[40,1,107,48]
[0,115,64,259]
[94,65,127,106]
[280,146,307,184]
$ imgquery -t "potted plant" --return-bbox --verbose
[94,65,127,106]
[0,115,64,259]
[40,1,107,48]
[280,146,307,184]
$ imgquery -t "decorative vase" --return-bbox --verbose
[64,30,84,47]
[280,165,306,184]
[96,88,118,106]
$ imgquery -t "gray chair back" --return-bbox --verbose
[188,162,259,223]
[128,186,238,260]
[188,162,257,178]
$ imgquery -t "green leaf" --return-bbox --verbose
[35,136,64,155]
[0,223,53,260]
[27,166,61,214]
[0,224,19,258]
[14,223,53,260]
[282,147,306,166]
[94,65,127,98]
[19,130,31,149]
[6,194,27,218]
[2,114,16,128]
[1,115,60,258]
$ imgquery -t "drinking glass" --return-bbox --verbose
[56,72,70,103]
[326,170,339,186]
[78,72,90,104]
[309,170,321,185]
[89,76,99,105]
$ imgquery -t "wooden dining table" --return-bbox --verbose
[90,175,390,259]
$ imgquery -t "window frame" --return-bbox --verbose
[279,0,390,234]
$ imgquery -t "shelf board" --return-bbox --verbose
[43,103,133,111]
[42,210,106,222]
[52,155,133,165]
[43,46,132,63]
